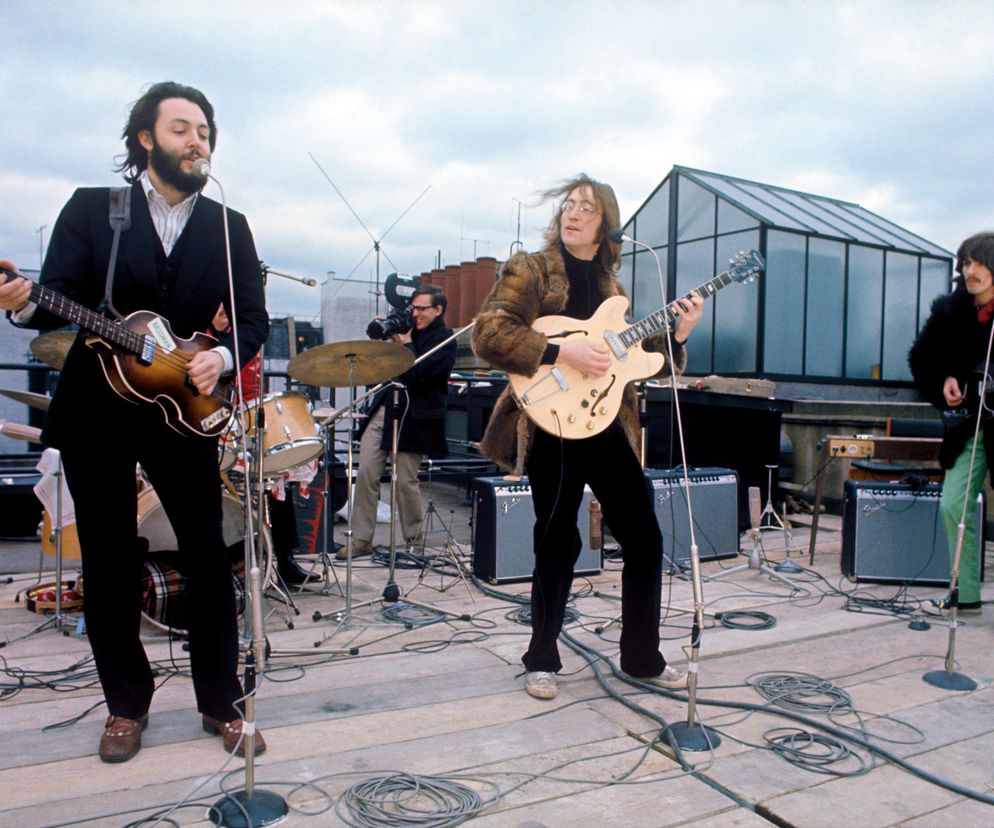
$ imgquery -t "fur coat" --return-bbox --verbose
[471,242,687,475]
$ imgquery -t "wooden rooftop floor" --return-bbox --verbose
[1,483,993,828]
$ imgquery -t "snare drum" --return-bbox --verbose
[242,391,323,475]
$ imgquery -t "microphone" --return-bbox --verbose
[192,157,211,179]
[606,227,632,244]
[748,486,763,532]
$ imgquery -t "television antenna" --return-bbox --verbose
[309,152,430,315]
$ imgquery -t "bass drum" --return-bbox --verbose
[138,487,245,551]
[137,488,268,635]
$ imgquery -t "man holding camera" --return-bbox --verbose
[339,285,457,559]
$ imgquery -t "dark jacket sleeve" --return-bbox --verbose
[215,209,268,369]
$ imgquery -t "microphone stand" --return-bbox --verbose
[259,262,318,287]
[621,233,719,753]
[200,166,287,827]
[923,396,989,693]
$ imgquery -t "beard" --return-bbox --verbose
[148,138,207,195]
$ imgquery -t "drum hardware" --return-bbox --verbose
[29,330,76,370]
[23,449,78,638]
[410,458,475,601]
[292,328,474,647]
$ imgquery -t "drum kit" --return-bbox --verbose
[2,327,444,639]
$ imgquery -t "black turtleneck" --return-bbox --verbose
[540,244,602,365]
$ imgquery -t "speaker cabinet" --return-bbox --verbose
[842,480,986,585]
[644,468,740,566]
[471,476,601,584]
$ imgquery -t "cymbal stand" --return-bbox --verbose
[755,463,801,574]
[315,357,376,642]
[25,451,75,638]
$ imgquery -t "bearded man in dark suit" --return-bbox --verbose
[0,81,269,762]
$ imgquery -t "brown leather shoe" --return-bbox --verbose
[202,714,267,756]
[99,714,148,763]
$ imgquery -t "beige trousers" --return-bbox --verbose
[350,406,423,547]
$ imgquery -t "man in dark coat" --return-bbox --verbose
[342,285,457,558]
[909,231,994,616]
[0,82,269,762]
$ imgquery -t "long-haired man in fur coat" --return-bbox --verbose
[909,231,994,616]
[472,174,704,700]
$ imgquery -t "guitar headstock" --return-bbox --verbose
[728,250,765,283]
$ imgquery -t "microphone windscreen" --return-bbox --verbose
[192,158,211,178]
[748,486,762,530]
[606,228,625,244]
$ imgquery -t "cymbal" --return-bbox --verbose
[30,331,76,370]
[0,388,52,411]
[287,340,414,387]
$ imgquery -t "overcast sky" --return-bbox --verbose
[2,0,991,320]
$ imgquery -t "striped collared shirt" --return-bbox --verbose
[139,170,198,255]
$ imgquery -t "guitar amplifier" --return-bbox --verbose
[471,476,601,583]
[842,480,986,585]
[644,468,740,566]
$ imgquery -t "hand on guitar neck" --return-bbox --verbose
[0,262,32,313]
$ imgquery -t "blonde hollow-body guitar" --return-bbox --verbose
[507,249,764,439]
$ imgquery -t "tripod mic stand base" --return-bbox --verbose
[668,722,722,752]
[923,669,977,692]
[209,788,288,827]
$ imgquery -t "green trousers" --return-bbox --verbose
[938,436,986,604]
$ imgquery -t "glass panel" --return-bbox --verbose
[882,252,917,380]
[633,180,669,248]
[845,245,884,378]
[763,230,806,374]
[770,190,862,240]
[918,257,951,325]
[717,199,758,235]
[617,251,635,302]
[632,246,668,319]
[676,239,714,372]
[842,204,949,256]
[805,238,845,376]
[676,176,716,243]
[714,230,761,372]
[694,173,810,231]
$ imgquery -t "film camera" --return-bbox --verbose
[366,272,422,340]
[366,305,414,340]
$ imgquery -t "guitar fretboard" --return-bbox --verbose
[618,268,740,349]
[28,283,144,356]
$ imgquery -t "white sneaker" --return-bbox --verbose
[524,671,558,700]
[625,665,688,689]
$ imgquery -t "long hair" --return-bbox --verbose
[954,232,994,287]
[114,82,217,183]
[539,173,621,273]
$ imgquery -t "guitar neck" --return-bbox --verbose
[27,282,143,355]
[618,267,738,348]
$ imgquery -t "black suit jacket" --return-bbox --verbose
[23,182,268,449]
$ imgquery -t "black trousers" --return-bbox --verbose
[60,403,242,722]
[524,422,666,677]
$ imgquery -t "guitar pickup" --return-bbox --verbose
[138,335,156,366]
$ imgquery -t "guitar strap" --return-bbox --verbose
[99,186,132,321]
